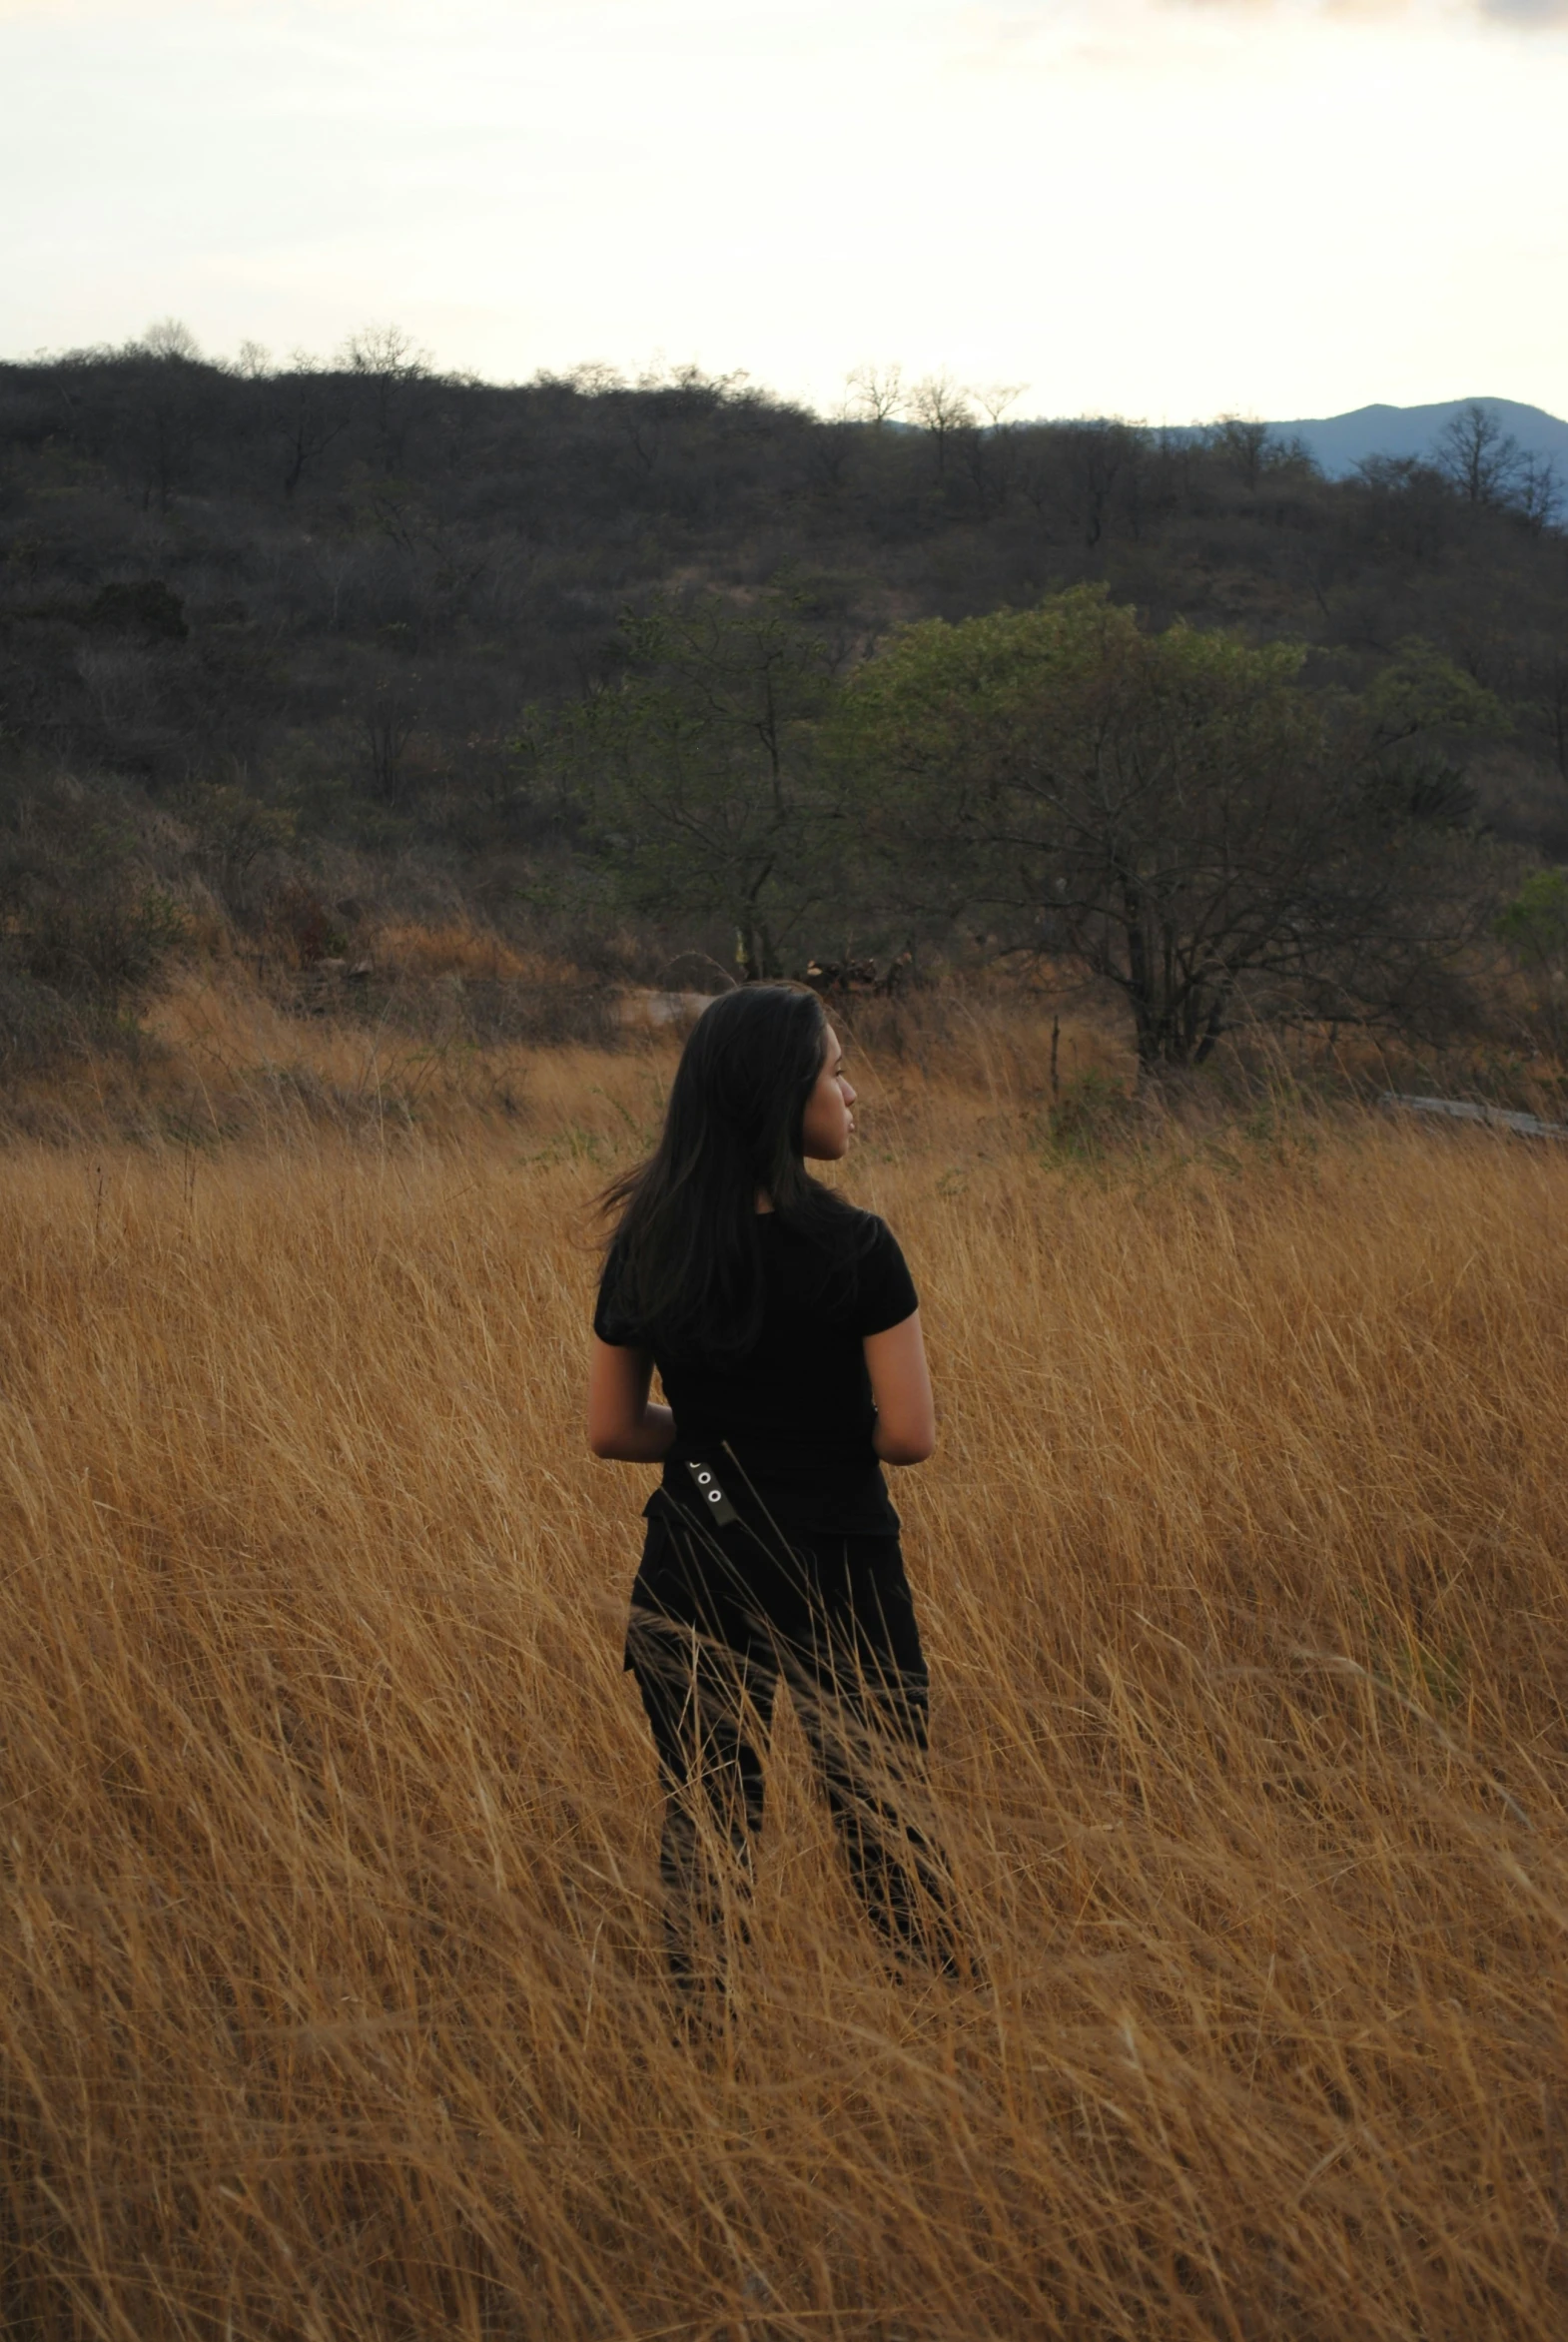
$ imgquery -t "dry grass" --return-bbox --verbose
[2,1022,1567,2338]
[365,925,570,986]
[2,960,1132,1154]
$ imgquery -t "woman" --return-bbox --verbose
[587,984,955,2003]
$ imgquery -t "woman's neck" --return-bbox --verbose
[755,1188,774,1214]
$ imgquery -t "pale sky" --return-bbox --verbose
[3,0,1566,422]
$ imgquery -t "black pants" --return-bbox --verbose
[624,1503,956,1993]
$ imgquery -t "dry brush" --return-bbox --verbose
[1,1043,1566,2338]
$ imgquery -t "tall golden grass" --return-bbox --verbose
[2,1017,1567,2338]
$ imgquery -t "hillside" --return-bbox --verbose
[1,344,1566,1020]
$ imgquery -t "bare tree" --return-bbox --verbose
[973,383,1027,430]
[844,363,905,426]
[1210,414,1272,491]
[953,385,1028,514]
[271,362,351,498]
[117,332,207,508]
[1023,419,1143,547]
[907,370,976,477]
[339,323,433,474]
[340,323,431,381]
[1436,402,1525,507]
[1517,453,1564,538]
[139,318,203,364]
[565,361,625,395]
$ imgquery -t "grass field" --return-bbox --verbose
[2,1011,1567,2338]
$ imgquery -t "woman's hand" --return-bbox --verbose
[586,1339,677,1462]
[864,1311,936,1465]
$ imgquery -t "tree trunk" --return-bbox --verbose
[1120,879,1161,1069]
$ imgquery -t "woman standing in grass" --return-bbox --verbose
[587,984,955,2006]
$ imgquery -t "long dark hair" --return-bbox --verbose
[600,984,862,1362]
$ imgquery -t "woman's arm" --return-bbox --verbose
[586,1338,677,1462]
[864,1310,936,1465]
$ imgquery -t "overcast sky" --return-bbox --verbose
[3,0,1566,421]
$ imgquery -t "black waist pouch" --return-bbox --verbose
[626,1464,814,1668]
[625,1471,902,1673]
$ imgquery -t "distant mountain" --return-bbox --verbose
[1223,397,1568,478]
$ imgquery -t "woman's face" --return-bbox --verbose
[800,1023,856,1161]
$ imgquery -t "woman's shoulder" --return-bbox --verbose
[773,1189,890,1254]
[846,1208,917,1328]
[772,1195,917,1329]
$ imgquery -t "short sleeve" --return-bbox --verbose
[592,1239,646,1347]
[852,1216,918,1338]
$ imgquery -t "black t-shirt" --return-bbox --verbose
[593,1207,919,1536]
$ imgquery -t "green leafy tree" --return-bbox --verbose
[1496,866,1568,1053]
[839,587,1494,1069]
[531,590,843,979]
